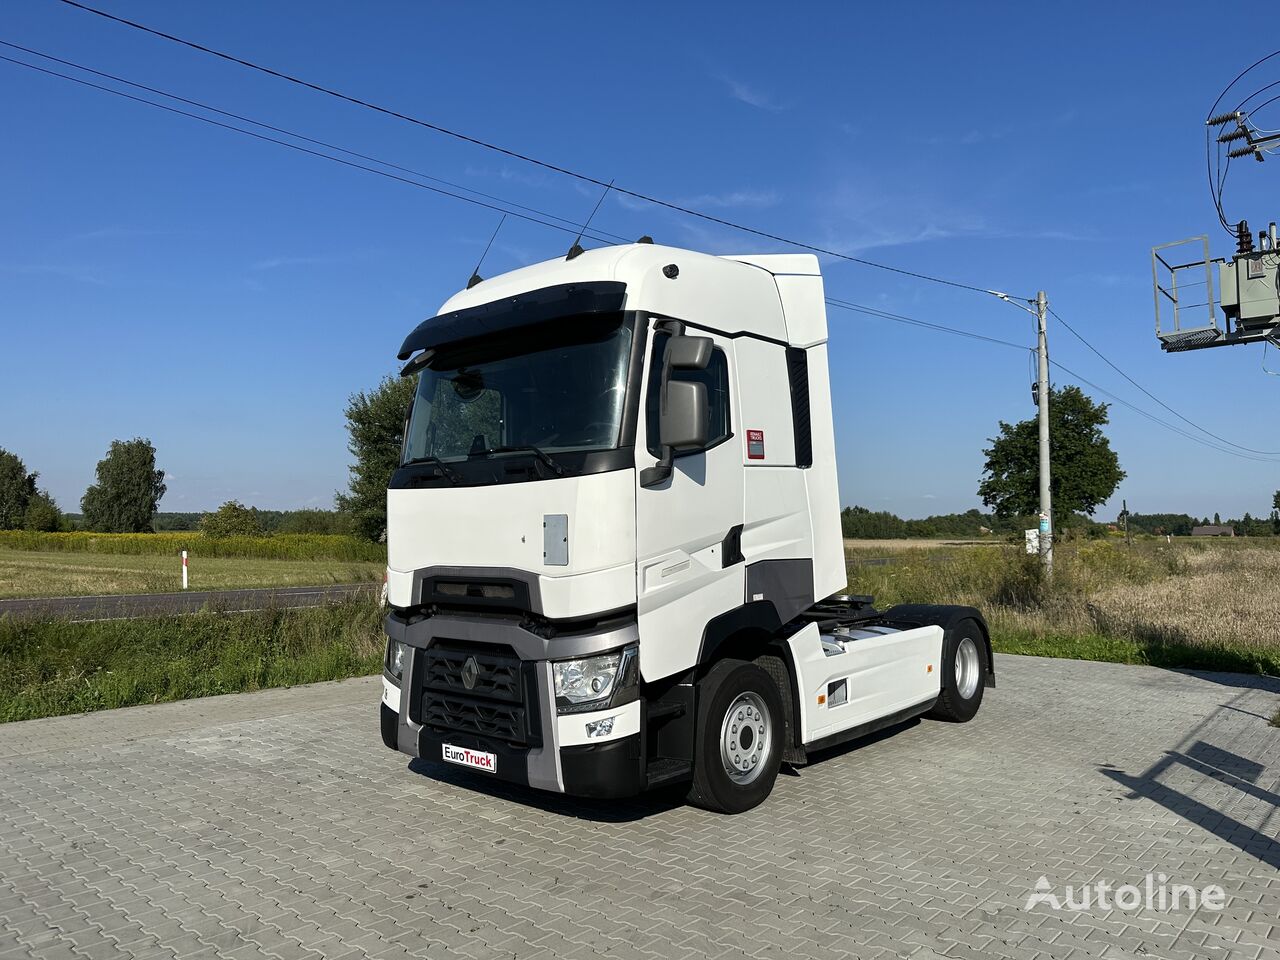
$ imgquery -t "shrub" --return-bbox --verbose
[200,500,265,539]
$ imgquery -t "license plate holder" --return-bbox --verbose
[441,743,496,773]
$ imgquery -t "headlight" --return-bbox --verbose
[553,646,638,713]
[386,639,407,682]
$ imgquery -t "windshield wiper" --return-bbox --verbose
[402,455,462,484]
[474,445,564,477]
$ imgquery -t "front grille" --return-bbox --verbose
[424,644,522,702]
[422,695,526,743]
[419,642,535,746]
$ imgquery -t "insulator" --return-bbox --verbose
[1208,111,1242,126]
[1217,127,1249,143]
[1228,144,1259,158]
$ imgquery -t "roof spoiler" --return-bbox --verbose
[396,281,627,361]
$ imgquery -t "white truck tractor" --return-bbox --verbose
[380,242,993,813]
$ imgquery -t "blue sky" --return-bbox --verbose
[3,1,1278,520]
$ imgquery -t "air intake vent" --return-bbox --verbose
[786,347,813,468]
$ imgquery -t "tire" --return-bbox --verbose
[927,618,987,723]
[380,702,399,751]
[687,659,784,814]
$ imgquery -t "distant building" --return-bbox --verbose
[1191,525,1235,537]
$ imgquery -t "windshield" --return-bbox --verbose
[402,315,634,465]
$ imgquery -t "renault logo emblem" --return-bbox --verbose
[461,656,479,691]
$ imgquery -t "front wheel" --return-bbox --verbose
[688,660,784,814]
[927,618,987,723]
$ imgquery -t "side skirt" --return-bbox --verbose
[802,696,936,756]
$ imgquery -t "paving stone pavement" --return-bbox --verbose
[0,655,1277,960]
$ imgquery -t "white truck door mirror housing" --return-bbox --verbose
[667,335,712,370]
[640,336,713,488]
[661,380,708,450]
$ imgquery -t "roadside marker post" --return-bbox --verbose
[181,550,188,590]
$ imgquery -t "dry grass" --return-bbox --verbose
[0,548,384,599]
[1087,547,1280,651]
[844,538,992,551]
[846,539,1280,676]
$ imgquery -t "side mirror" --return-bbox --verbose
[660,380,708,450]
[666,335,712,370]
[640,337,712,487]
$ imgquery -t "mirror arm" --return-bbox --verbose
[640,322,682,488]
[639,450,673,487]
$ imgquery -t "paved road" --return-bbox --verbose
[1,655,1277,960]
[0,582,377,621]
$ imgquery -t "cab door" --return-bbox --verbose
[635,322,745,681]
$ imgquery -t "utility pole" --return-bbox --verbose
[1036,290,1053,575]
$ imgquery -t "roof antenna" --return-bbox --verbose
[567,180,614,260]
[467,215,506,289]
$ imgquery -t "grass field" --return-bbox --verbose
[0,597,384,723]
[846,537,1280,676]
[0,530,385,562]
[0,530,387,599]
[3,532,1276,725]
[0,548,385,599]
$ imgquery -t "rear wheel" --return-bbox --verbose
[688,660,784,813]
[928,618,987,722]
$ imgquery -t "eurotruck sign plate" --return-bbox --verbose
[442,744,497,773]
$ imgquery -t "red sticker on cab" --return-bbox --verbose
[747,429,765,459]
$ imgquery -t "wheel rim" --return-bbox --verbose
[719,692,772,785]
[955,637,981,700]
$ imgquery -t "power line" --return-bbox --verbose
[23,19,1273,465]
[1205,48,1280,233]
[1046,357,1280,463]
[1047,306,1280,456]
[833,297,1280,463]
[0,39,629,240]
[53,0,1021,299]
[0,52,627,249]
[824,298,1031,351]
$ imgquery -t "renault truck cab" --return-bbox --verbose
[380,242,992,813]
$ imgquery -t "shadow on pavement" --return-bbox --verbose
[1100,689,1280,871]
[406,757,688,822]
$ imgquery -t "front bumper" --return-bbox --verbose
[382,610,647,798]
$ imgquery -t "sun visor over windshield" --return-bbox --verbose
[397,281,627,361]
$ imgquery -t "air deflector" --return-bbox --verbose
[397,282,627,360]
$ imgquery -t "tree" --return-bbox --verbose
[1214,512,1221,526]
[80,438,167,532]
[23,491,63,531]
[276,508,350,535]
[200,500,264,538]
[0,448,38,530]
[336,374,417,540]
[978,385,1125,519]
